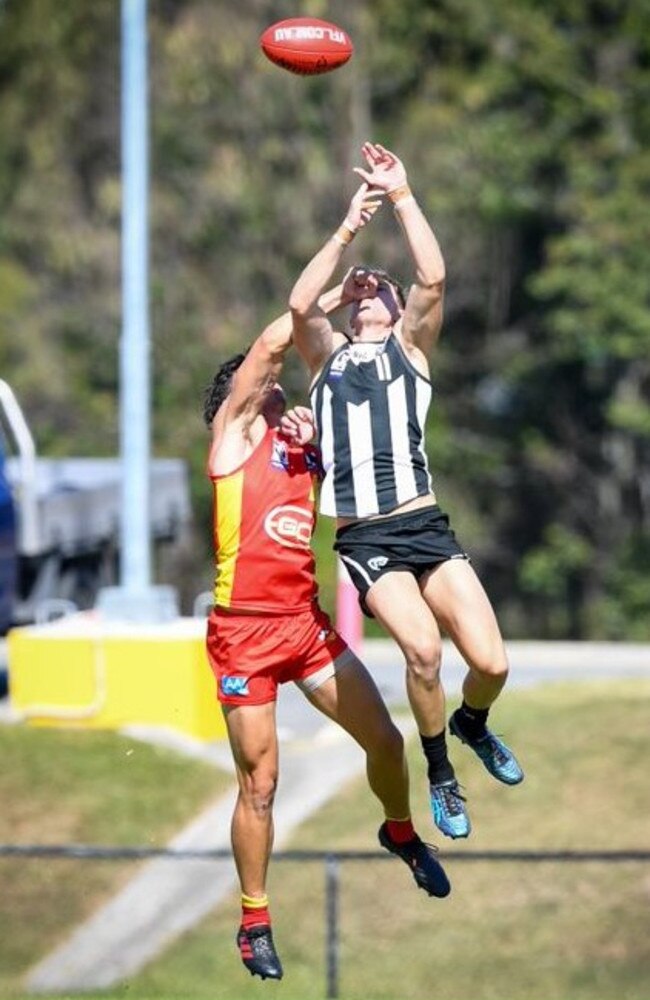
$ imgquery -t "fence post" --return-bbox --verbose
[325,854,340,999]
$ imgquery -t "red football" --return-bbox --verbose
[260,17,353,76]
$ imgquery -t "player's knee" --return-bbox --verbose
[404,636,442,687]
[241,768,278,814]
[471,651,509,684]
[492,660,509,684]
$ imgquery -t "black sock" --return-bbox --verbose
[454,700,489,741]
[420,731,455,785]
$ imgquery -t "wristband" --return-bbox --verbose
[387,184,413,205]
[332,220,356,247]
[392,195,416,210]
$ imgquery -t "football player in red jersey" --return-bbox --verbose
[204,186,450,982]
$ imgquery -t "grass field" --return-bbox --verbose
[1,680,650,1000]
[0,726,230,999]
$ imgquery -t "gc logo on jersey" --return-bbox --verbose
[264,505,312,549]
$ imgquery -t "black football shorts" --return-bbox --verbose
[334,504,469,617]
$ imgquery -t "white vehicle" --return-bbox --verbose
[0,379,191,629]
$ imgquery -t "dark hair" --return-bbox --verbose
[203,348,250,427]
[350,264,407,310]
[369,267,407,309]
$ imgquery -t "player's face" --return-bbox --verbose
[350,276,401,338]
[376,278,402,315]
[262,382,286,421]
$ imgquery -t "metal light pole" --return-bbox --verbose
[98,0,177,622]
[120,0,150,594]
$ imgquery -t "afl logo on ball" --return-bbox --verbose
[264,505,312,548]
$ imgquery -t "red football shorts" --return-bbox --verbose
[206,604,352,706]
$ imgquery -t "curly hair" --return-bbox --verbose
[203,348,250,427]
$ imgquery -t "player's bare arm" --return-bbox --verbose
[290,182,382,376]
[225,313,293,427]
[354,142,446,355]
[207,311,294,475]
[208,284,360,477]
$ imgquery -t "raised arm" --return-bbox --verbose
[224,311,293,428]
[205,309,296,475]
[289,183,382,375]
[354,142,446,354]
[222,279,352,434]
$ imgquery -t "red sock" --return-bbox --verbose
[385,817,416,843]
[241,893,270,929]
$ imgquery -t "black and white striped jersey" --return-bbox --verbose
[309,333,433,518]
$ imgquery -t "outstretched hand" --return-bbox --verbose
[354,142,408,194]
[345,182,383,232]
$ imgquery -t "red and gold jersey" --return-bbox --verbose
[210,427,322,613]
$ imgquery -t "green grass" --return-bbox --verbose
[0,726,231,998]
[2,681,650,1000]
[311,514,338,619]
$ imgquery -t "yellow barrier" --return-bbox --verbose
[7,613,226,741]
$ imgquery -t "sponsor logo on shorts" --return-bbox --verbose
[367,555,389,571]
[264,505,312,548]
[221,676,250,697]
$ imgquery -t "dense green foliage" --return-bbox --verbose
[1,0,648,637]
